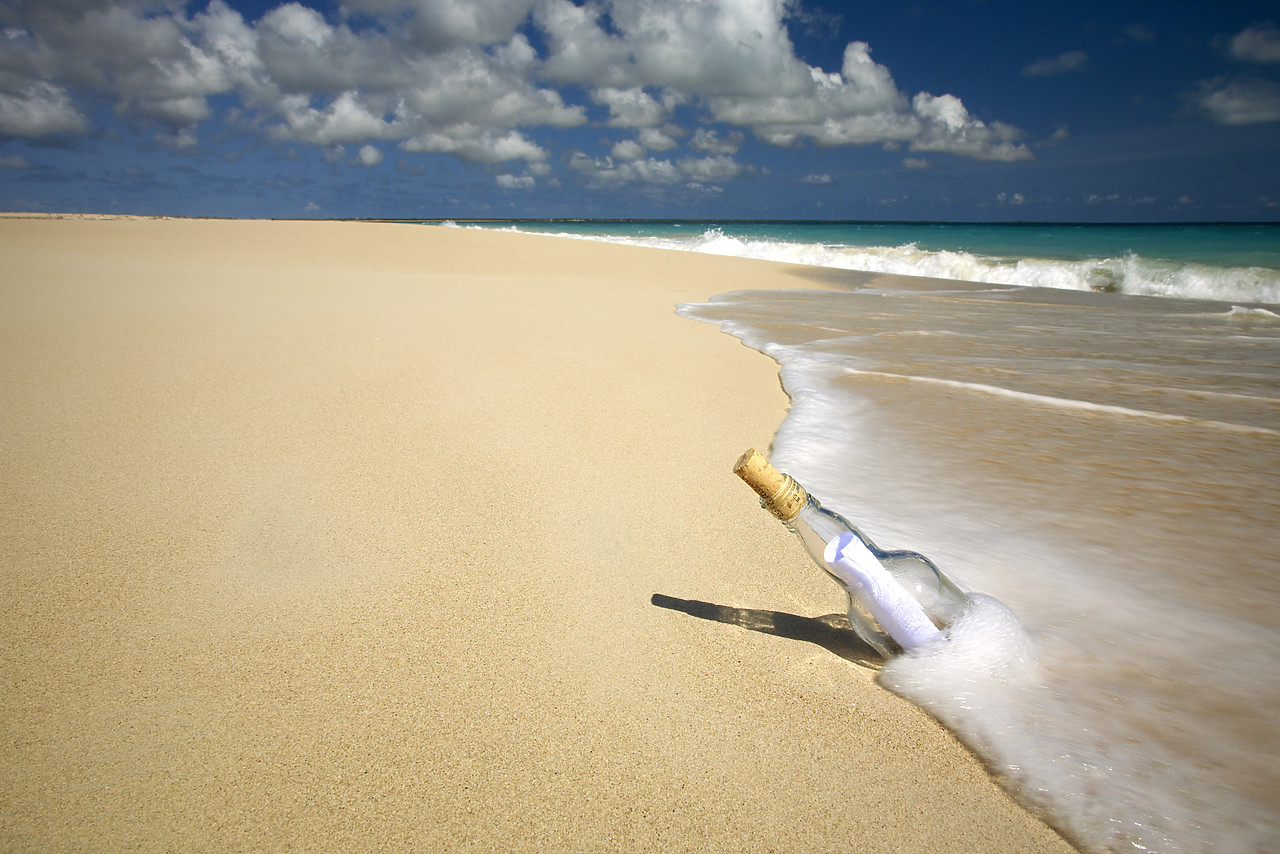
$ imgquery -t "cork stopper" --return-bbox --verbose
[733,448,807,522]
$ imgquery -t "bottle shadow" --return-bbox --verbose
[650,593,883,669]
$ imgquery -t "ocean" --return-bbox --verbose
[448,221,1280,853]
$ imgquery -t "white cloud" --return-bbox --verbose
[0,153,34,169]
[0,0,1035,171]
[902,158,928,169]
[678,154,743,181]
[707,42,906,139]
[357,143,383,166]
[997,192,1026,205]
[0,0,581,162]
[610,138,646,161]
[569,151,693,185]
[637,126,680,151]
[569,149,749,185]
[343,0,539,52]
[402,127,547,162]
[630,157,683,183]
[539,0,813,98]
[539,2,1029,162]
[0,80,87,137]
[1022,50,1090,77]
[270,90,400,145]
[568,152,625,183]
[690,128,744,155]
[909,93,1032,162]
[801,172,833,183]
[393,39,586,151]
[593,86,669,127]
[496,172,535,188]
[1229,22,1280,64]
[1193,77,1280,125]
[533,0,632,88]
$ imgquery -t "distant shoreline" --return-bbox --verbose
[2,210,1278,227]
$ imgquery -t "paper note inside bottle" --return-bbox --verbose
[823,532,944,650]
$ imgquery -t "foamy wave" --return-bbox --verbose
[457,223,1280,304]
[1228,305,1280,321]
[615,228,1280,305]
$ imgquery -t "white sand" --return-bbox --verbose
[0,216,1075,852]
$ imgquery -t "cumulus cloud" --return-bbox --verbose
[909,93,1032,162]
[342,0,539,53]
[706,41,908,144]
[1229,22,1280,64]
[800,172,832,183]
[269,91,401,146]
[0,0,581,164]
[496,172,535,188]
[402,127,547,162]
[637,126,680,151]
[1022,50,1090,77]
[1192,77,1280,125]
[569,148,751,185]
[690,128,744,155]
[356,143,383,166]
[593,86,670,127]
[0,0,1035,173]
[570,152,681,184]
[610,138,646,160]
[0,79,87,136]
[678,153,743,181]
[537,0,814,97]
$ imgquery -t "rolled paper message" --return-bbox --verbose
[823,532,944,650]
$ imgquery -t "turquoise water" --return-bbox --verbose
[447,220,1280,303]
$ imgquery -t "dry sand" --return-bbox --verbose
[0,217,1075,852]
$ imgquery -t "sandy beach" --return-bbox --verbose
[0,217,1073,852]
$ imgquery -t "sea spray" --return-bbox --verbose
[677,231,1280,303]
[454,221,1280,305]
[879,597,1208,854]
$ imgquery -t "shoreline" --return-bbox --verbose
[6,210,1280,226]
[0,217,1074,851]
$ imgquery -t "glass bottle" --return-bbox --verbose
[734,448,967,657]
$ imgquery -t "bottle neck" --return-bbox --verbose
[732,449,808,521]
[762,473,807,522]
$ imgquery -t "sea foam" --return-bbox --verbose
[669,229,1280,304]
[468,223,1280,305]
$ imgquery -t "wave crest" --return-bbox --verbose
[457,223,1280,305]
[667,229,1280,303]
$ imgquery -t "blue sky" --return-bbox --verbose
[1,0,1278,221]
